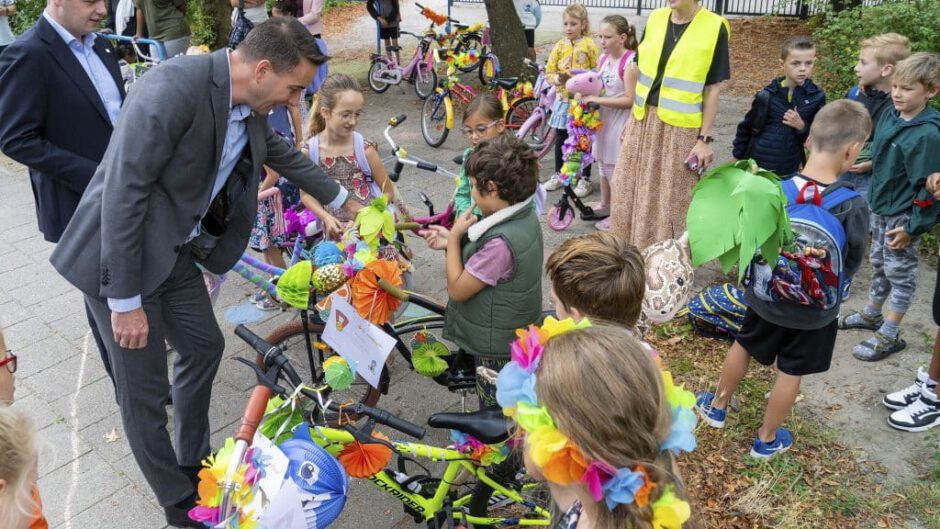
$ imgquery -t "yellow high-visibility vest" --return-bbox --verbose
[633,7,729,128]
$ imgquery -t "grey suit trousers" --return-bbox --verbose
[84,246,224,506]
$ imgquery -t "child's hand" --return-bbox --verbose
[321,214,345,240]
[782,108,805,131]
[451,209,479,237]
[926,173,940,198]
[582,95,600,105]
[886,226,913,250]
[849,160,873,174]
[419,225,450,250]
[556,71,571,86]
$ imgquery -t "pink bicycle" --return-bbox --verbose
[368,30,438,99]
[514,59,556,160]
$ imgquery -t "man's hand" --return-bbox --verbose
[321,213,345,240]
[782,108,805,131]
[849,160,872,174]
[112,308,149,350]
[925,172,940,198]
[419,225,450,250]
[886,226,913,251]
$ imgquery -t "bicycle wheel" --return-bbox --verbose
[455,34,484,73]
[413,61,438,100]
[263,317,382,424]
[478,54,499,87]
[504,97,535,132]
[547,204,574,231]
[368,60,392,93]
[421,92,451,147]
[516,112,555,160]
[467,471,551,529]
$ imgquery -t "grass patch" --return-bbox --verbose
[649,322,910,528]
[898,431,940,527]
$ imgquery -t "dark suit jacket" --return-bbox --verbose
[50,50,345,301]
[0,17,125,242]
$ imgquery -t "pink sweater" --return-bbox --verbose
[299,0,324,36]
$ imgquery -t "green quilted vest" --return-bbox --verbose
[443,204,543,357]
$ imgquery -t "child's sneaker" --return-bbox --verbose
[852,331,906,362]
[840,278,852,302]
[573,178,592,198]
[883,366,931,410]
[543,173,563,191]
[888,386,940,432]
[250,289,267,304]
[750,427,793,459]
[255,296,278,311]
[695,392,726,428]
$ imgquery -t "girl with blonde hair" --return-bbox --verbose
[0,406,39,529]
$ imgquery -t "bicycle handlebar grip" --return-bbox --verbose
[416,161,438,172]
[415,2,424,8]
[389,114,407,127]
[235,324,267,354]
[365,406,426,439]
[235,385,272,443]
[390,161,403,182]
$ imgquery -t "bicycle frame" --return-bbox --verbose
[308,424,551,525]
[374,34,434,83]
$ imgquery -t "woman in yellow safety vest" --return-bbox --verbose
[608,0,730,249]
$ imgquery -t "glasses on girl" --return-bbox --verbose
[0,350,15,374]
[461,120,500,138]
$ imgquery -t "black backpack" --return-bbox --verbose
[743,88,772,160]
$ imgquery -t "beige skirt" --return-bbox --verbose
[609,107,700,250]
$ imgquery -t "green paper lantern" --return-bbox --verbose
[276,261,313,309]
[412,341,450,377]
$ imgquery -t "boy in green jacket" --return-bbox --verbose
[840,52,940,361]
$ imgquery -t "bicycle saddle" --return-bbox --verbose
[387,45,402,52]
[454,23,469,30]
[491,77,519,90]
[428,406,511,445]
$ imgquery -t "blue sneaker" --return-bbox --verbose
[695,392,726,428]
[841,278,852,302]
[750,427,793,459]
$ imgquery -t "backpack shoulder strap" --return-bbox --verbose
[618,51,633,79]
[598,53,609,72]
[307,135,320,165]
[780,178,799,204]
[820,187,859,211]
[353,132,371,177]
[847,85,861,101]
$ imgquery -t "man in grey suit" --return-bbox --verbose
[50,18,349,527]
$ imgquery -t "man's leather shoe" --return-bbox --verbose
[164,493,200,528]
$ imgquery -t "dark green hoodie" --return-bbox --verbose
[868,106,940,236]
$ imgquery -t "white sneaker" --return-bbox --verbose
[543,173,562,191]
[888,385,940,432]
[574,178,592,198]
[883,366,931,410]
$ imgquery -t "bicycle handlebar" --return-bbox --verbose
[233,324,427,439]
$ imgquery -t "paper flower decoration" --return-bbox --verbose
[260,395,307,445]
[190,438,262,529]
[276,260,313,309]
[313,263,347,295]
[421,5,448,25]
[412,340,450,377]
[687,160,790,282]
[450,430,510,466]
[337,431,392,478]
[651,486,691,529]
[315,282,351,321]
[314,241,345,267]
[284,208,317,237]
[355,195,396,250]
[323,355,354,391]
[351,259,402,325]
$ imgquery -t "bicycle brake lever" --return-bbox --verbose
[235,357,289,397]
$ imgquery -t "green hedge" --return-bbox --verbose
[9,0,43,36]
[813,0,940,109]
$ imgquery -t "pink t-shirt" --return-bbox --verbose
[465,238,515,286]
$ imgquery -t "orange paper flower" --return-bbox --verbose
[541,441,589,485]
[351,260,403,325]
[634,466,657,508]
[337,431,393,478]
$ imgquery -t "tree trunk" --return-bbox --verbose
[483,0,528,77]
[188,0,233,50]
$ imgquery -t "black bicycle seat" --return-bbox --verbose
[490,77,519,90]
[454,23,469,31]
[387,45,402,52]
[428,406,511,444]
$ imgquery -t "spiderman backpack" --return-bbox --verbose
[748,179,858,310]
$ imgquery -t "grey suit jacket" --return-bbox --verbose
[50,50,345,300]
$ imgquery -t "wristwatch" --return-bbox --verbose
[697,135,714,144]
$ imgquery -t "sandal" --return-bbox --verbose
[852,332,906,362]
[838,310,883,331]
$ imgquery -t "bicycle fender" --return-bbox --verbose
[444,94,454,130]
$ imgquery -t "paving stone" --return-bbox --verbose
[35,420,94,478]
[4,316,55,349]
[0,261,43,288]
[31,289,87,324]
[10,392,59,430]
[23,348,108,402]
[48,310,96,343]
[0,221,43,247]
[79,411,133,464]
[113,452,152,500]
[0,299,31,327]
[13,334,82,378]
[12,233,54,256]
[51,490,167,529]
[6,274,74,307]
[36,451,128,528]
[49,376,118,430]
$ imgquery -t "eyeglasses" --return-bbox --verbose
[461,120,500,138]
[0,350,15,374]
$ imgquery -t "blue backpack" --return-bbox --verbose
[679,283,747,340]
[749,179,858,310]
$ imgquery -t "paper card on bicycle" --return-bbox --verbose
[323,294,394,388]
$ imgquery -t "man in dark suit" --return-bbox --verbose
[0,0,123,382]
[50,17,350,526]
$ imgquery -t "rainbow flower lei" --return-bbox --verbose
[495,317,697,527]
[558,98,602,188]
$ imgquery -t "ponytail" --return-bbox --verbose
[304,73,362,139]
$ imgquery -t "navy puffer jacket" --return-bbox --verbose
[732,77,826,176]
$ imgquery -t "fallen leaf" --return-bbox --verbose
[104,427,120,443]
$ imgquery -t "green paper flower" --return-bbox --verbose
[355,196,397,249]
[276,261,313,309]
[411,341,450,377]
[260,396,306,444]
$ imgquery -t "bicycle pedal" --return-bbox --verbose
[487,494,513,509]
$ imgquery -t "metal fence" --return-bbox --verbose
[454,0,827,18]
